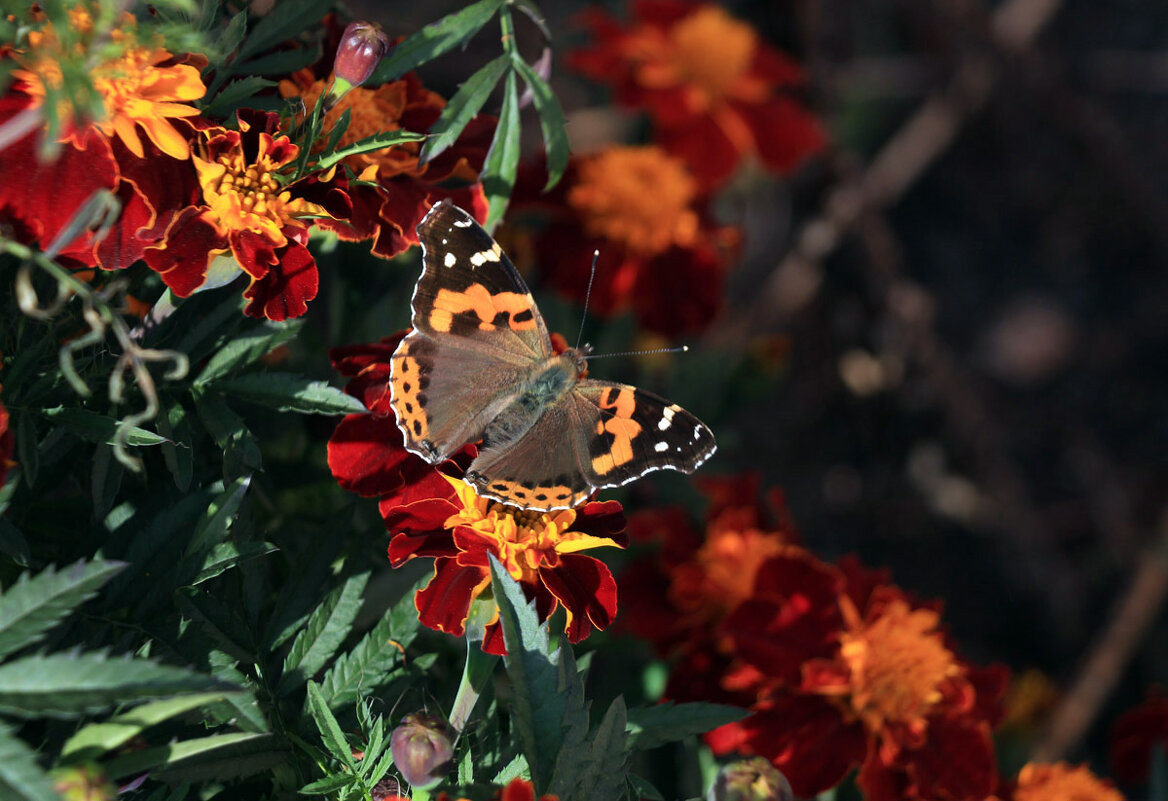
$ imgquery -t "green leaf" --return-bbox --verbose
[192,540,277,586]
[217,9,248,60]
[512,55,569,190]
[306,681,358,768]
[0,720,57,801]
[175,587,255,664]
[625,701,747,751]
[236,0,333,61]
[324,107,351,154]
[0,559,126,660]
[318,585,420,709]
[210,373,367,415]
[313,129,426,174]
[61,691,234,762]
[91,443,124,520]
[102,731,282,781]
[555,697,628,801]
[300,773,357,796]
[483,67,521,231]
[0,652,233,718]
[195,319,304,386]
[157,398,194,492]
[420,55,509,164]
[14,412,38,488]
[279,572,369,693]
[231,43,321,77]
[489,555,588,794]
[201,75,276,117]
[187,476,251,557]
[369,0,505,83]
[39,407,166,446]
[193,393,262,479]
[627,774,665,801]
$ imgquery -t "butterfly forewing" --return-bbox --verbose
[413,202,551,359]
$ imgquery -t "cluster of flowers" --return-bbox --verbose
[618,475,1131,801]
[0,7,491,322]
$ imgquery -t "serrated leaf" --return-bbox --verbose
[318,581,421,709]
[324,107,351,154]
[490,555,588,794]
[511,55,569,190]
[175,587,255,664]
[102,732,281,781]
[0,652,233,718]
[217,10,248,60]
[187,476,250,557]
[209,373,367,415]
[313,129,426,174]
[306,681,357,768]
[195,319,304,386]
[0,720,57,801]
[157,398,194,492]
[0,518,29,568]
[193,393,262,479]
[627,774,664,801]
[483,68,521,231]
[555,696,628,801]
[625,702,747,751]
[420,55,509,164]
[279,572,369,693]
[61,691,233,762]
[299,773,357,796]
[236,0,332,61]
[369,0,505,83]
[39,407,166,446]
[91,443,124,520]
[192,541,277,586]
[0,558,126,660]
[201,75,276,117]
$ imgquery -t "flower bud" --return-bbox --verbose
[50,764,116,801]
[707,757,793,801]
[390,712,454,790]
[327,21,390,107]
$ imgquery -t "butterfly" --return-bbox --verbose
[388,200,716,511]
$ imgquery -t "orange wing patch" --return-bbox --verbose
[473,475,591,510]
[430,284,538,333]
[590,387,642,476]
[389,340,430,445]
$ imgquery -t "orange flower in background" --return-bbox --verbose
[514,144,737,337]
[143,109,351,320]
[279,69,493,258]
[13,6,206,160]
[570,0,826,188]
[998,762,1125,801]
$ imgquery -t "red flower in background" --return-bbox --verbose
[993,762,1125,801]
[328,335,627,655]
[570,0,826,189]
[143,110,351,320]
[1110,691,1168,785]
[278,69,493,258]
[0,384,13,490]
[513,144,736,337]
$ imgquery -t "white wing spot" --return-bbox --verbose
[654,442,669,453]
[658,407,676,431]
[443,252,457,268]
[453,218,473,228]
[441,238,448,245]
[693,425,702,439]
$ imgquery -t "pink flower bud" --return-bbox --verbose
[707,757,793,801]
[390,712,454,790]
[333,21,390,89]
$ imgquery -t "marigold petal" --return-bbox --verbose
[138,116,190,159]
[112,115,145,158]
[415,559,488,639]
[540,553,618,643]
[241,240,318,320]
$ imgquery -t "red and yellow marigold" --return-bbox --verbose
[1003,762,1125,801]
[13,6,206,159]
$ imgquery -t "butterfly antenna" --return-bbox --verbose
[584,345,690,360]
[575,250,600,350]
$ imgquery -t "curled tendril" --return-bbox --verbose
[3,210,189,471]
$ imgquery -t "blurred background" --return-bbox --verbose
[348,0,1168,775]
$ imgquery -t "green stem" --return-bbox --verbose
[449,598,501,740]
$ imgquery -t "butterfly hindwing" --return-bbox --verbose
[573,381,717,489]
[413,201,551,360]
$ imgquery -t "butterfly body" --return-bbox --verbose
[389,200,716,511]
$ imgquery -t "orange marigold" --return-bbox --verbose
[13,6,206,159]
[1010,762,1125,801]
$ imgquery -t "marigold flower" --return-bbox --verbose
[512,145,737,337]
[143,110,352,320]
[570,1,826,188]
[13,7,206,160]
[278,69,492,258]
[1007,762,1125,801]
[327,334,627,655]
[1109,691,1168,784]
[0,89,199,271]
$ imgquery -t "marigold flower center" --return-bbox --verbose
[567,146,698,256]
[670,523,787,618]
[838,599,959,730]
[668,6,757,102]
